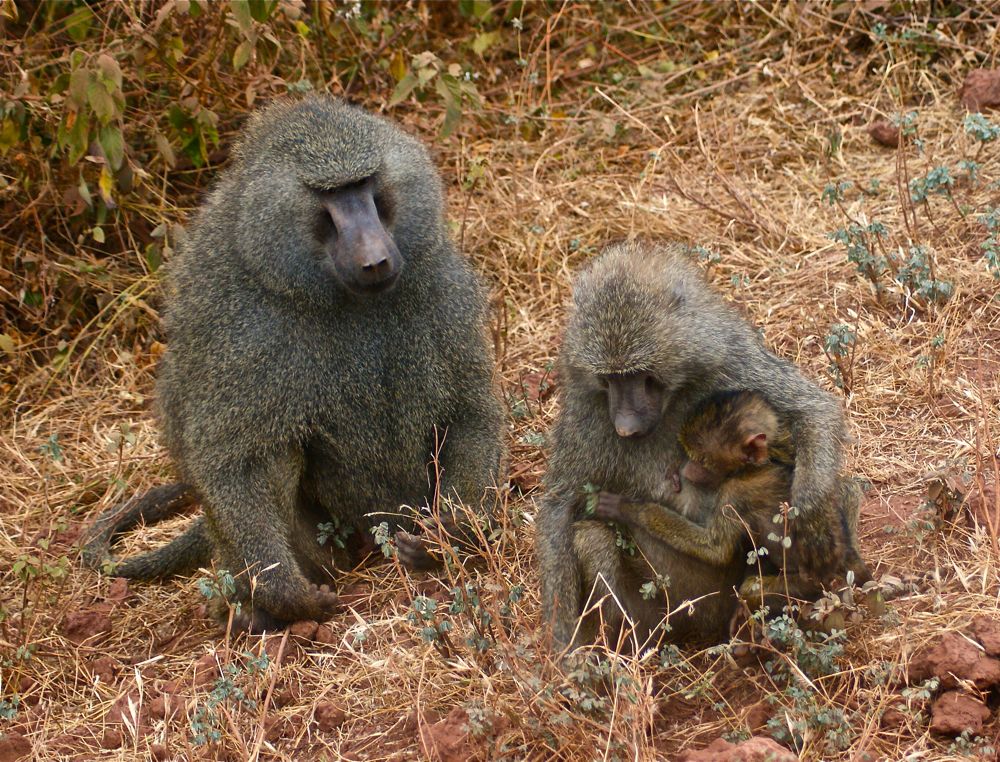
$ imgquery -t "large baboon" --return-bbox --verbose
[84,96,504,632]
[537,240,850,649]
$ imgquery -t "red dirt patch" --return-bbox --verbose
[419,707,475,762]
[61,604,113,644]
[677,736,797,761]
[0,732,31,762]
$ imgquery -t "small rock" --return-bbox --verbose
[272,684,298,708]
[262,635,300,664]
[960,69,1000,111]
[419,708,474,762]
[148,693,177,721]
[971,615,1000,656]
[677,736,797,762]
[149,744,169,761]
[105,578,132,604]
[289,620,319,641]
[0,731,32,762]
[930,691,991,736]
[314,701,347,732]
[867,119,900,147]
[61,607,113,644]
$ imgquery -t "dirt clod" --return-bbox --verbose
[677,735,797,761]
[908,631,1000,689]
[867,120,900,147]
[314,701,347,732]
[99,729,123,749]
[970,615,1000,656]
[61,606,113,644]
[105,577,132,604]
[880,707,907,729]
[88,655,118,684]
[960,69,1000,111]
[106,692,141,725]
[930,690,991,736]
[314,624,337,645]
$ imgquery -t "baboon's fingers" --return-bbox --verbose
[394,531,441,571]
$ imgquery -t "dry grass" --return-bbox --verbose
[3,2,1000,760]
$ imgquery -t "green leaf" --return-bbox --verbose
[96,54,123,90]
[436,75,462,136]
[233,39,253,70]
[64,5,94,42]
[87,81,115,125]
[0,117,18,155]
[66,113,89,165]
[388,72,419,106]
[98,125,125,171]
[230,0,253,35]
[472,31,500,56]
[92,226,105,243]
[247,0,277,22]
[68,69,90,107]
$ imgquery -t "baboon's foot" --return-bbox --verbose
[395,531,442,571]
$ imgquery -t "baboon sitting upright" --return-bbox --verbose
[84,96,505,632]
[537,240,851,649]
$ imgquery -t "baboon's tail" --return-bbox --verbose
[82,483,210,578]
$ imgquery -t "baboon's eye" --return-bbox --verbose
[374,193,394,225]
[314,206,337,243]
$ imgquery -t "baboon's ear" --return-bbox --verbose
[742,432,769,464]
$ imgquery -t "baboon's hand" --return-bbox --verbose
[395,531,441,571]
[593,491,624,521]
[670,472,682,493]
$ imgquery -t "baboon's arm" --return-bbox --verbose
[616,499,744,568]
[193,447,337,624]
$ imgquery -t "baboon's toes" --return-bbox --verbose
[394,531,441,571]
[310,583,340,620]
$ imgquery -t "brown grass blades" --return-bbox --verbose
[2,2,1000,760]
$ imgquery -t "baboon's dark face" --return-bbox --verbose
[600,371,665,438]
[315,176,402,294]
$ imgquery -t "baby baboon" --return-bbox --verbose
[595,390,872,617]
[83,96,505,632]
[537,240,851,649]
